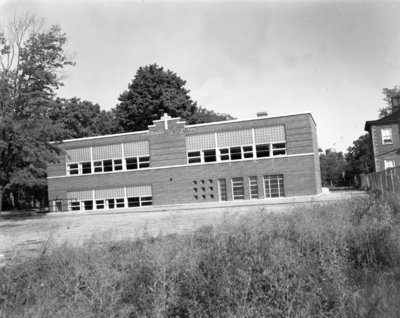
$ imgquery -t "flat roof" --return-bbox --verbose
[60,111,315,144]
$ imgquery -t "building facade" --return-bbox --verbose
[365,109,400,172]
[47,112,322,212]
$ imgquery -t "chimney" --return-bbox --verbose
[391,96,400,113]
[257,111,268,117]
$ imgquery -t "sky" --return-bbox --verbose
[1,0,400,152]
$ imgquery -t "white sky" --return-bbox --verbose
[1,0,400,152]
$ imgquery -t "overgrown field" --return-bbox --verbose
[1,195,400,317]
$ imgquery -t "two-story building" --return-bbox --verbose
[365,109,400,172]
[47,112,322,212]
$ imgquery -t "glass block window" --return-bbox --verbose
[94,188,124,199]
[232,177,245,200]
[217,129,252,148]
[264,175,285,198]
[124,141,150,157]
[218,179,228,201]
[92,144,122,160]
[186,133,216,151]
[254,125,285,144]
[249,176,259,199]
[67,190,93,201]
[66,148,91,163]
[126,185,152,197]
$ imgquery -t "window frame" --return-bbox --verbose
[381,128,393,145]
[232,177,245,200]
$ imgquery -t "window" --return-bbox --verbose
[272,143,286,156]
[232,177,245,200]
[230,147,242,160]
[243,146,253,158]
[218,179,228,201]
[264,175,284,198]
[54,200,63,212]
[94,161,103,173]
[114,159,123,171]
[128,197,140,207]
[249,176,259,199]
[382,128,393,144]
[126,157,138,170]
[81,162,92,174]
[188,149,217,164]
[220,148,230,161]
[188,151,201,163]
[204,149,217,162]
[67,163,79,175]
[116,198,125,208]
[103,159,113,172]
[256,144,270,158]
[96,200,105,210]
[139,156,150,168]
[384,159,395,170]
[70,201,80,211]
[83,200,93,210]
[107,199,115,209]
[141,196,153,206]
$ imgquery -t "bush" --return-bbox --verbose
[1,195,400,317]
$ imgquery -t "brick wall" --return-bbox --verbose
[48,113,322,209]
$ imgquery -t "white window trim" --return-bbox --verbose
[381,128,393,145]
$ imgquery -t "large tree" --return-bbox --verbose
[49,97,116,139]
[0,13,74,211]
[378,86,400,118]
[114,64,235,132]
[345,134,374,184]
[115,64,198,132]
[320,151,347,187]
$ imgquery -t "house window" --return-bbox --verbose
[264,175,285,198]
[218,179,228,201]
[232,177,245,200]
[249,176,259,199]
[382,128,393,144]
[384,159,395,170]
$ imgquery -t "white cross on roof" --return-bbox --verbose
[161,113,172,130]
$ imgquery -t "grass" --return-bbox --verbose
[1,195,400,317]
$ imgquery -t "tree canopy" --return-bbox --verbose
[49,97,116,139]
[320,151,347,187]
[114,64,198,132]
[378,86,400,118]
[114,64,235,132]
[345,133,374,180]
[0,14,74,211]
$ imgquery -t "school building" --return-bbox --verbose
[47,112,322,212]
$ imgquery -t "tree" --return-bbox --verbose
[114,64,198,132]
[188,107,235,124]
[0,13,74,211]
[345,134,374,185]
[320,151,347,187]
[49,97,116,139]
[378,86,400,117]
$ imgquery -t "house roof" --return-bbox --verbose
[365,109,400,132]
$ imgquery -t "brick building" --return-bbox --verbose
[47,112,322,212]
[365,109,400,172]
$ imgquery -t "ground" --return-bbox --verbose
[0,192,363,265]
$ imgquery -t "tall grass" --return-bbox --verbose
[1,195,400,317]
